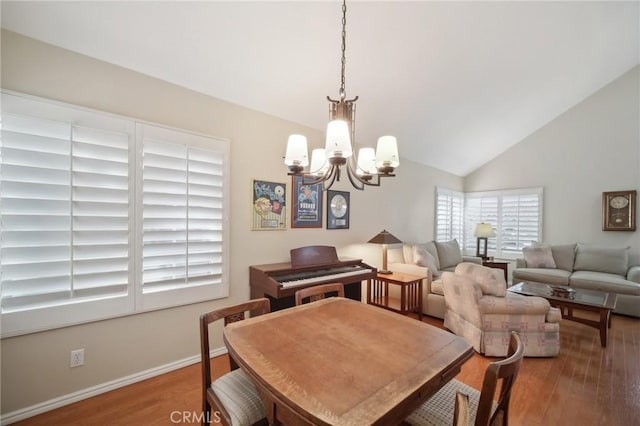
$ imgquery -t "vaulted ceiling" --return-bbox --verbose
[2,1,638,176]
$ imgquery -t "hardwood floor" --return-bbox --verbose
[13,313,640,425]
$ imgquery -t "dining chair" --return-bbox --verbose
[294,282,345,306]
[200,298,271,426]
[406,331,524,426]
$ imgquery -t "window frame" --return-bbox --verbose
[1,91,230,337]
[435,186,543,260]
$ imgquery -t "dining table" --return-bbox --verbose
[223,297,474,425]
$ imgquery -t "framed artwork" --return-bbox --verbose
[602,190,636,231]
[326,190,350,229]
[291,176,323,228]
[251,179,287,230]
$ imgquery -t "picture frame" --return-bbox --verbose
[251,179,287,230]
[602,190,636,231]
[326,190,350,229]
[291,176,323,228]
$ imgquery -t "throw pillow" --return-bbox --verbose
[435,239,463,270]
[523,245,556,269]
[550,244,576,272]
[454,262,506,297]
[413,244,439,276]
[573,244,628,276]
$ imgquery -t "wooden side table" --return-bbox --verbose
[482,260,509,282]
[367,272,425,320]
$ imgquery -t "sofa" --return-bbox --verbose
[444,262,561,357]
[512,243,640,318]
[387,239,482,319]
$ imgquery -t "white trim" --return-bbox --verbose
[0,346,228,425]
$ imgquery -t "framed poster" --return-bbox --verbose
[602,190,636,231]
[251,179,287,230]
[327,190,350,229]
[291,176,323,228]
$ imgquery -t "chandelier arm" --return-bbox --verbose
[346,161,384,190]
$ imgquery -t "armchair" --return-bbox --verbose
[443,263,560,357]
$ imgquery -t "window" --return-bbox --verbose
[0,92,229,337]
[435,187,542,259]
[435,187,464,243]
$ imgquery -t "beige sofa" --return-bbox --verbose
[512,243,640,318]
[388,239,482,319]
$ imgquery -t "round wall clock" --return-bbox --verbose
[327,190,350,229]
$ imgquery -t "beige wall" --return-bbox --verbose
[0,30,463,416]
[465,66,640,263]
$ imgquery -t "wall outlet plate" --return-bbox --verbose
[70,349,84,368]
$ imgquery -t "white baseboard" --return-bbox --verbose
[1,347,228,425]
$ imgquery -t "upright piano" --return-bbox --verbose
[250,245,376,311]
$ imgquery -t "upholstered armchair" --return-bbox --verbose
[443,262,560,357]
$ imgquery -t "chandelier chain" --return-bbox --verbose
[340,0,347,99]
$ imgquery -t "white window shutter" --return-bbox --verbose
[139,124,228,310]
[1,92,229,337]
[435,187,464,243]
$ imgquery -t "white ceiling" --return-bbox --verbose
[2,1,638,176]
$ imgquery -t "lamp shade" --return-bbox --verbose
[368,229,402,245]
[284,134,309,167]
[325,120,353,158]
[375,136,399,168]
[309,148,329,175]
[474,223,496,238]
[356,147,377,175]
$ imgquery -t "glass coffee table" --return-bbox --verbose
[508,281,617,347]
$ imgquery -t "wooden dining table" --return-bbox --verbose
[223,297,473,425]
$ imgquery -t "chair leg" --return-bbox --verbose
[202,401,210,426]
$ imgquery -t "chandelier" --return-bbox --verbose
[284,0,399,191]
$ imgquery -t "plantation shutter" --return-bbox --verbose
[1,113,73,312]
[139,124,227,309]
[1,92,230,337]
[435,187,464,242]
[1,98,134,335]
[500,190,542,255]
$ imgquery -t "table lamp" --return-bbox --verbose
[368,230,402,274]
[474,223,496,260]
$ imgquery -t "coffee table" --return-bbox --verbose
[508,282,617,347]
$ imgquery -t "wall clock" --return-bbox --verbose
[602,190,636,231]
[327,190,350,229]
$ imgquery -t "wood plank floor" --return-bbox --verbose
[13,313,640,425]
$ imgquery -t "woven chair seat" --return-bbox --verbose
[211,368,265,426]
[405,379,497,426]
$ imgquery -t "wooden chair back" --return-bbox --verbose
[200,298,270,425]
[475,331,524,426]
[294,282,345,306]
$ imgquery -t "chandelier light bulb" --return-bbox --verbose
[325,120,353,159]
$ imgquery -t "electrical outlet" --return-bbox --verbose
[70,349,84,368]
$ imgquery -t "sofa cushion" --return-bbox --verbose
[431,278,444,296]
[512,268,571,286]
[455,262,506,297]
[574,244,628,276]
[550,244,576,272]
[413,244,439,276]
[435,239,462,270]
[569,271,640,296]
[523,245,556,268]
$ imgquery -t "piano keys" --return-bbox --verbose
[250,245,376,311]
